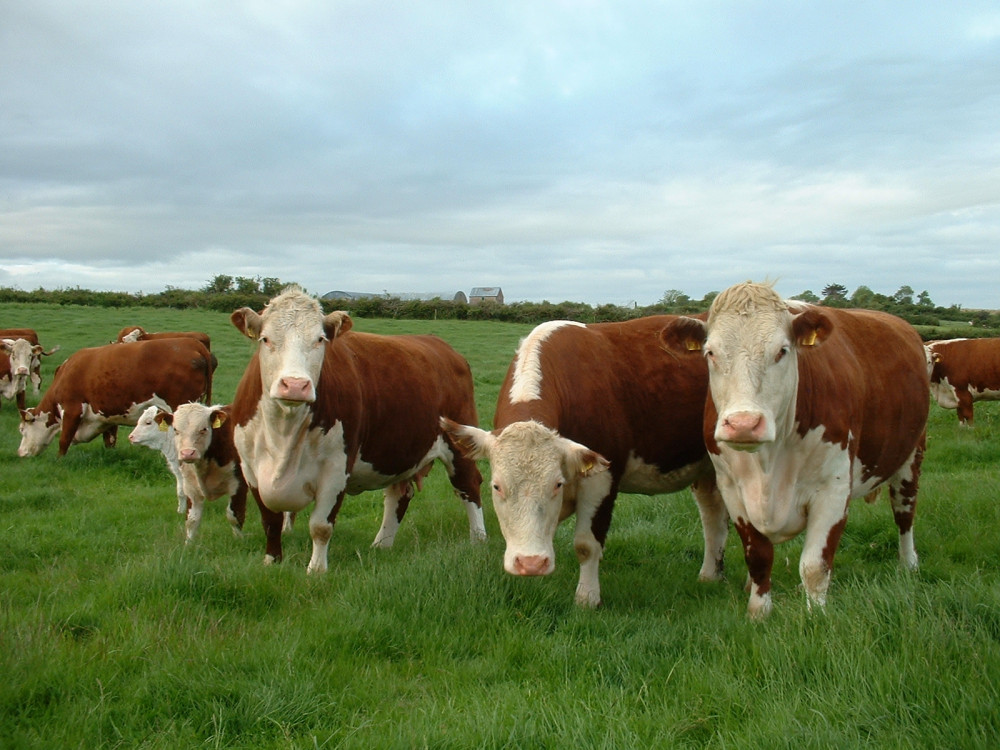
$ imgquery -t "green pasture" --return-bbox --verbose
[1,302,998,749]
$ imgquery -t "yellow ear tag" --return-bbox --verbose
[581,460,594,474]
[801,329,818,347]
[685,340,702,352]
[158,421,169,432]
[212,417,223,429]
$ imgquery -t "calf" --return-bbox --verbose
[155,404,248,543]
[129,405,187,514]
[926,338,1000,425]
[229,286,486,573]
[661,281,928,618]
[19,337,216,457]
[443,316,729,607]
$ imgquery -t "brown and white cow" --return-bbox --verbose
[153,403,248,543]
[115,327,214,401]
[926,338,1000,425]
[18,337,216,457]
[229,287,486,573]
[442,317,729,607]
[660,281,928,618]
[0,328,60,408]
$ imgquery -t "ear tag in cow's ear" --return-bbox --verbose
[581,460,594,474]
[212,416,223,429]
[801,329,818,347]
[158,421,169,432]
[685,339,702,352]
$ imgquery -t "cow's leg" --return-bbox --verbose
[690,476,728,581]
[15,389,26,412]
[888,440,923,570]
[572,473,615,608]
[282,512,295,534]
[372,480,414,548]
[184,497,205,543]
[102,426,118,448]
[447,453,487,541]
[58,407,84,456]
[227,483,248,537]
[956,390,975,426]
[307,491,346,574]
[734,518,775,619]
[798,502,848,612]
[253,488,284,564]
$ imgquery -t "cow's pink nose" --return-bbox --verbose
[277,377,313,402]
[720,411,766,443]
[15,366,28,375]
[513,554,552,576]
[180,448,198,462]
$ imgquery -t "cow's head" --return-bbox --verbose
[157,403,228,463]
[129,405,171,449]
[231,287,352,406]
[17,407,61,457]
[661,281,832,451]
[442,418,610,577]
[2,338,41,386]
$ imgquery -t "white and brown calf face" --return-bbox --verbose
[443,419,609,577]
[129,405,169,450]
[168,404,224,463]
[704,310,800,450]
[17,409,60,457]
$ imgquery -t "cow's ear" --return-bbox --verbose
[440,417,493,460]
[231,307,263,340]
[323,311,353,339]
[791,309,834,348]
[154,411,173,430]
[659,316,708,354]
[211,410,228,429]
[564,442,610,478]
[19,409,33,423]
[1,339,12,353]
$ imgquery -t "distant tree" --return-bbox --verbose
[260,277,284,296]
[235,276,260,294]
[794,290,820,303]
[700,291,719,307]
[203,275,233,294]
[893,285,915,305]
[821,284,849,302]
[850,285,876,308]
[660,289,691,307]
[917,290,934,308]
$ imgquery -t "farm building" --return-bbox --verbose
[469,287,504,305]
[322,290,469,303]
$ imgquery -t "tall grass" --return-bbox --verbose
[1,302,998,748]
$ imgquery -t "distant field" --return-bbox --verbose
[1,302,999,748]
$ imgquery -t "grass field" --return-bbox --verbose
[1,302,999,749]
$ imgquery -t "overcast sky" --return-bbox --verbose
[3,1,1000,309]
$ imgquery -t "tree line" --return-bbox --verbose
[0,276,996,336]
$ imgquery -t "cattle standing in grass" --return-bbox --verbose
[0,328,60,407]
[926,338,1000,425]
[660,281,928,618]
[18,338,216,457]
[115,327,214,401]
[129,405,187,514]
[154,403,248,543]
[442,317,729,607]
[229,287,486,572]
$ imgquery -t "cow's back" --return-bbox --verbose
[930,337,1000,390]
[495,316,708,472]
[792,308,928,481]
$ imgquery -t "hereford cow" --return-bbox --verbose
[926,338,1000,425]
[153,403,248,543]
[229,287,486,573]
[660,281,928,618]
[18,337,216,457]
[115,327,214,401]
[442,317,729,607]
[129,405,188,514]
[0,328,60,407]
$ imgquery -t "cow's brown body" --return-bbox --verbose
[19,338,216,456]
[927,337,1000,425]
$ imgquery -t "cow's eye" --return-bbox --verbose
[553,480,564,495]
[775,346,790,362]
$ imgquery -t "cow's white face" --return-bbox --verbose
[443,419,609,577]
[167,403,225,463]
[129,405,169,450]
[18,409,60,457]
[231,289,351,406]
[2,338,38,392]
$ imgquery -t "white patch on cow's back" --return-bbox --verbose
[509,321,585,404]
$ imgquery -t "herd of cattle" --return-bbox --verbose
[3,282,999,618]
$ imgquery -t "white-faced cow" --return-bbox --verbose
[0,328,60,409]
[229,287,486,573]
[129,405,188,514]
[442,317,729,607]
[926,338,1000,425]
[152,403,248,543]
[660,281,928,618]
[19,338,216,457]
